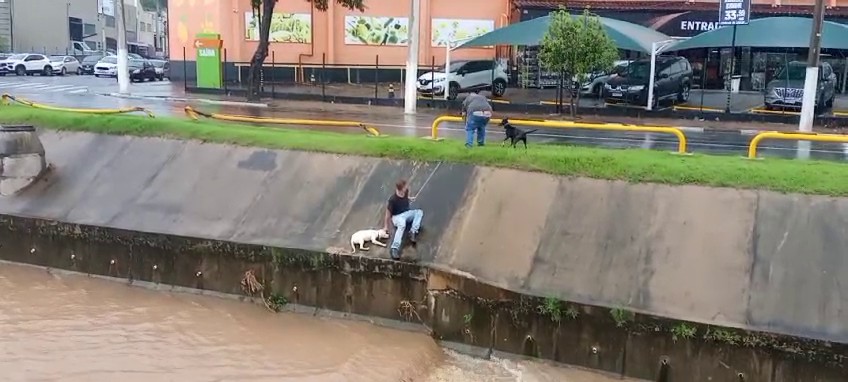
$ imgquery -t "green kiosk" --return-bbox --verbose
[194,33,223,89]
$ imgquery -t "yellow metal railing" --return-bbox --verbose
[427,115,689,154]
[2,93,155,117]
[184,106,382,137]
[747,131,848,159]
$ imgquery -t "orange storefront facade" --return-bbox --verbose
[168,0,510,68]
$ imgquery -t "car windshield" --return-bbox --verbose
[774,63,807,81]
[128,60,143,68]
[150,60,165,68]
[623,62,651,80]
[8,54,26,61]
[101,57,117,64]
[50,56,66,62]
[82,56,102,64]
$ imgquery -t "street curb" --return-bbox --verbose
[104,93,269,108]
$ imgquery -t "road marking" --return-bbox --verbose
[23,84,56,89]
[0,83,40,89]
[67,89,88,94]
[44,85,82,92]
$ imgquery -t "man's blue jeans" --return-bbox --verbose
[391,209,423,250]
[465,114,490,147]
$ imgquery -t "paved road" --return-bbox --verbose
[2,75,846,162]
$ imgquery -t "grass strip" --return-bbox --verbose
[1,104,846,196]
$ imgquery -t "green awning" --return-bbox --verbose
[665,17,848,51]
[457,15,671,54]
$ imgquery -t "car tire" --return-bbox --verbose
[61,67,67,76]
[42,66,52,76]
[15,66,26,76]
[447,82,460,101]
[94,74,100,78]
[677,83,690,103]
[76,68,82,75]
[595,84,603,98]
[491,79,507,97]
[826,95,834,108]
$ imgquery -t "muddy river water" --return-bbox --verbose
[0,263,632,382]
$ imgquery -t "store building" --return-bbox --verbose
[512,0,848,92]
[168,0,509,81]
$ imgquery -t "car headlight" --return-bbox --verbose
[629,85,645,91]
[604,83,613,89]
[132,69,141,74]
[434,77,446,83]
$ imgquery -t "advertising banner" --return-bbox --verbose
[244,12,312,43]
[719,0,751,25]
[344,16,409,46]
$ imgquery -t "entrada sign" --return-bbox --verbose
[680,21,720,32]
[719,0,751,25]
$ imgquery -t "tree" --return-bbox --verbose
[246,0,366,101]
[538,8,618,117]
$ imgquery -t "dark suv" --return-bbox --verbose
[604,56,693,108]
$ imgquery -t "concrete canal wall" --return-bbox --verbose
[0,130,846,380]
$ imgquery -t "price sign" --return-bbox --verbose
[719,0,751,26]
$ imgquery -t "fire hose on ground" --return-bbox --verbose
[2,94,155,118]
[184,106,383,137]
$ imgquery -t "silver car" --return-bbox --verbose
[765,61,836,111]
[577,60,632,98]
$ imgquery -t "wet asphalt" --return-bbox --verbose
[0,74,846,162]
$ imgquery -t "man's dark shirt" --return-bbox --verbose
[387,191,410,216]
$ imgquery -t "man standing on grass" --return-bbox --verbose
[461,89,493,148]
[384,179,423,260]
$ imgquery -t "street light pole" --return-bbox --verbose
[403,0,421,114]
[116,0,129,94]
[798,0,826,133]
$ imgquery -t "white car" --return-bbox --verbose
[2,54,53,76]
[417,59,509,100]
[50,56,81,76]
[94,56,118,77]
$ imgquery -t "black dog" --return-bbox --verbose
[500,118,537,149]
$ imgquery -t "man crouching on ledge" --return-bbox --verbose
[384,179,424,260]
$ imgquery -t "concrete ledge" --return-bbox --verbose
[0,214,845,381]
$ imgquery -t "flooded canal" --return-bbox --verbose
[0,262,632,382]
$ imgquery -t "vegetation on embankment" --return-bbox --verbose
[2,104,847,196]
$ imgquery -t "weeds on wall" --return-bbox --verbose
[610,307,635,328]
[671,323,697,342]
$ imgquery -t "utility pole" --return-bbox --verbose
[403,0,420,114]
[116,0,130,94]
[798,0,826,133]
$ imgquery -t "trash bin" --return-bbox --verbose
[731,75,742,93]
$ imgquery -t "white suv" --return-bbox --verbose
[3,54,53,76]
[417,60,509,100]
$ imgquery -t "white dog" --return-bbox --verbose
[350,229,389,253]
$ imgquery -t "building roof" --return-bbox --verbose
[514,0,848,16]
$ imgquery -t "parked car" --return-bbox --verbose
[49,56,81,75]
[0,54,12,76]
[576,60,631,98]
[604,56,693,108]
[128,53,144,60]
[149,59,169,80]
[94,56,118,77]
[2,53,53,76]
[80,54,109,74]
[764,61,836,111]
[417,59,509,100]
[126,59,157,82]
